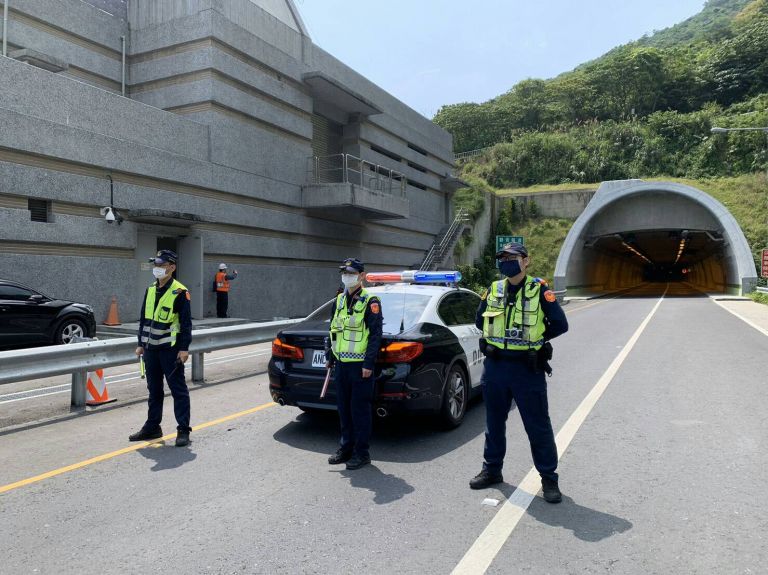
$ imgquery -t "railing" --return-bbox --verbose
[0,319,301,407]
[454,147,493,161]
[420,208,469,270]
[307,154,407,197]
[756,286,768,294]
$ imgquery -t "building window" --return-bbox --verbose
[408,161,427,173]
[407,179,427,191]
[370,145,402,163]
[407,143,428,157]
[28,199,51,223]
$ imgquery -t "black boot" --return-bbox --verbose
[345,454,371,470]
[469,469,503,489]
[128,427,163,442]
[541,477,562,503]
[175,431,190,447]
[328,448,352,464]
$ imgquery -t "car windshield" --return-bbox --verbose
[306,292,433,334]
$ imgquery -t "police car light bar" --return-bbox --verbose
[366,270,462,284]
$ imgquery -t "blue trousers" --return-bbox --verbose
[143,347,191,433]
[481,357,558,481]
[334,361,374,458]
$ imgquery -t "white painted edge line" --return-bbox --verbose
[452,288,668,575]
[710,298,768,338]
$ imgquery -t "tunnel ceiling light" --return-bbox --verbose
[674,238,688,264]
[621,241,652,264]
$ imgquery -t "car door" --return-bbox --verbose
[0,283,53,344]
[437,291,484,387]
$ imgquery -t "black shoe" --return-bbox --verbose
[175,431,190,447]
[541,477,562,503]
[469,469,504,490]
[345,454,371,470]
[128,428,163,442]
[328,449,352,464]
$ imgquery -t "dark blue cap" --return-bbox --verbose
[339,258,364,273]
[495,242,528,259]
[149,249,178,265]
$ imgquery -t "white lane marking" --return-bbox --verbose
[0,350,272,404]
[452,288,668,575]
[711,298,768,338]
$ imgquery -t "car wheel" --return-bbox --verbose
[55,318,87,344]
[440,364,468,428]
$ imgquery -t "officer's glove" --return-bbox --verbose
[479,338,497,358]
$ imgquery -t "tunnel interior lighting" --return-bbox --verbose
[674,238,688,264]
[621,241,652,263]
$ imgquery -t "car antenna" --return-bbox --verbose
[399,281,407,334]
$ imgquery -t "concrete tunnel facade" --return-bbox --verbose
[554,180,758,296]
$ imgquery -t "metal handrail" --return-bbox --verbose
[307,154,407,197]
[0,319,302,406]
[420,208,468,270]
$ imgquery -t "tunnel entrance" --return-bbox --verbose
[555,181,757,296]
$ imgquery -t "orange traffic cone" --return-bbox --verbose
[86,369,116,406]
[103,296,121,326]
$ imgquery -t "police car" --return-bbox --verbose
[268,271,484,427]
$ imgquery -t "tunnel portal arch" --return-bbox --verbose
[554,180,758,296]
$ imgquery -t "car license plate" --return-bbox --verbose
[311,349,326,368]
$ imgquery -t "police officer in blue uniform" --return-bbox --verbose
[470,242,569,503]
[326,258,383,470]
[129,249,194,447]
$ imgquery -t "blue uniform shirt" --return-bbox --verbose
[137,281,193,351]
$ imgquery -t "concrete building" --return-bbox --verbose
[0,0,460,321]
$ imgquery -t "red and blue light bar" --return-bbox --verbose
[366,270,462,284]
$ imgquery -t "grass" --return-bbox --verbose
[495,182,599,196]
[748,292,768,305]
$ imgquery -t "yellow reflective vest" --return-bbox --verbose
[482,277,545,350]
[140,279,187,348]
[330,289,377,362]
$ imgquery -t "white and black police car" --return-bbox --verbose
[268,271,484,427]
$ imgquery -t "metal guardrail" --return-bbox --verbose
[307,153,407,197]
[454,147,493,161]
[756,286,768,294]
[0,319,301,407]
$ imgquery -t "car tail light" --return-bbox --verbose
[272,338,304,361]
[378,341,423,363]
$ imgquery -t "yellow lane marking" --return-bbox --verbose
[0,402,276,495]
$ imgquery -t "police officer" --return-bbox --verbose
[469,242,569,503]
[326,258,383,470]
[214,263,238,318]
[129,249,194,447]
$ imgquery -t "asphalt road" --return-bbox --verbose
[0,287,766,575]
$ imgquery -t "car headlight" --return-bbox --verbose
[75,304,94,314]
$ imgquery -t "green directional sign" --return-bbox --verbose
[496,235,524,253]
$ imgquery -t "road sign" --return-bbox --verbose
[762,249,768,278]
[496,235,524,253]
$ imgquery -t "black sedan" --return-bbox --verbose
[0,279,97,348]
[268,283,485,427]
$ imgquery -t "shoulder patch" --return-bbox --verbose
[370,301,380,314]
[185,291,191,301]
[544,290,557,303]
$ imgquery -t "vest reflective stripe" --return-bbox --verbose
[329,288,373,363]
[215,272,230,292]
[482,277,545,350]
[140,279,187,348]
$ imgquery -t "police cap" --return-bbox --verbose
[149,249,178,265]
[495,241,528,259]
[339,258,364,273]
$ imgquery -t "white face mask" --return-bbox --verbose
[341,274,359,289]
[152,266,168,279]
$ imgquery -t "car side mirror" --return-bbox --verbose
[29,294,45,303]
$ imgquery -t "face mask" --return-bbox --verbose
[499,259,522,278]
[152,266,167,279]
[341,274,359,289]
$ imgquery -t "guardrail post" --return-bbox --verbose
[71,371,87,407]
[192,353,204,383]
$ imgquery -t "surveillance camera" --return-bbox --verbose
[104,207,116,223]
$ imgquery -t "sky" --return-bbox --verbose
[295,0,707,118]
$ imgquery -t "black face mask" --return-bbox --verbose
[499,259,522,278]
